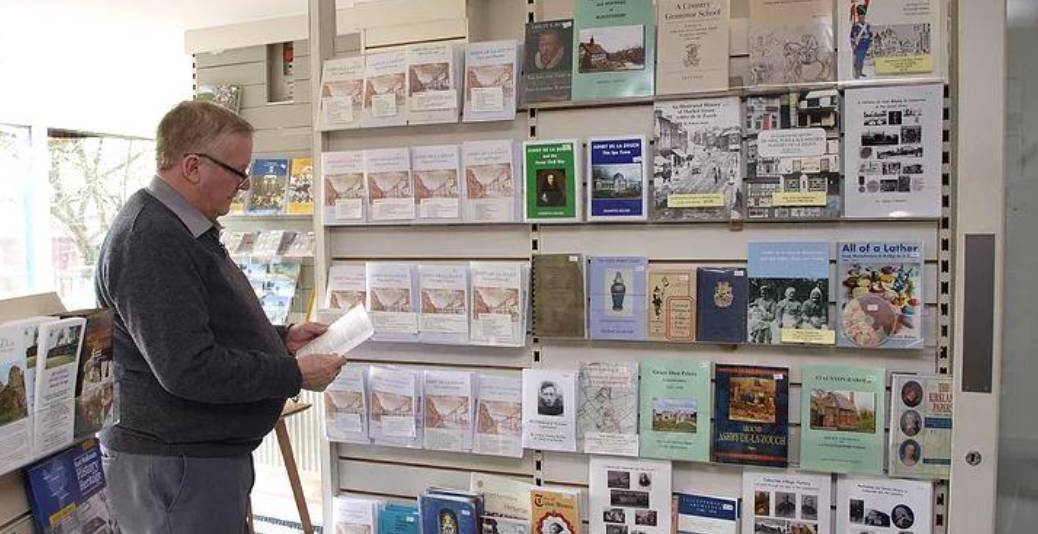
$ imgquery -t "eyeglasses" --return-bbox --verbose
[187,153,250,186]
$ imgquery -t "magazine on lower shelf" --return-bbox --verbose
[24,438,119,534]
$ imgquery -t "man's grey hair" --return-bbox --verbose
[155,101,255,170]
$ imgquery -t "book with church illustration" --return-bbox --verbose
[800,365,887,475]
[531,254,586,338]
[712,364,789,467]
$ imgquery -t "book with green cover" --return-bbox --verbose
[639,359,712,462]
[524,140,580,222]
[572,0,655,102]
[801,364,886,475]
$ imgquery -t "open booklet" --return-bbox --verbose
[297,305,376,358]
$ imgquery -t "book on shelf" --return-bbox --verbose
[589,457,673,534]
[800,364,887,475]
[418,489,481,534]
[462,140,522,223]
[572,0,655,101]
[5,317,58,424]
[587,136,649,222]
[470,472,533,521]
[836,476,933,534]
[696,267,748,344]
[412,144,464,222]
[744,90,843,221]
[843,84,944,219]
[748,0,834,86]
[469,262,526,347]
[363,49,409,128]
[319,56,365,130]
[366,262,419,342]
[646,264,696,343]
[674,493,739,534]
[327,263,367,311]
[195,83,242,113]
[837,241,925,349]
[407,42,462,125]
[417,264,469,345]
[324,364,370,444]
[368,366,423,448]
[890,373,952,479]
[639,359,712,463]
[24,438,118,534]
[364,148,416,222]
[656,0,730,95]
[531,254,586,339]
[577,361,639,456]
[463,40,519,123]
[333,495,381,534]
[0,318,41,473]
[322,150,366,225]
[742,470,832,534]
[521,369,577,452]
[747,242,832,346]
[63,309,114,438]
[524,139,581,223]
[838,0,944,81]
[711,364,789,468]
[588,256,647,341]
[422,369,475,452]
[287,157,314,215]
[473,374,524,458]
[380,503,420,534]
[252,230,291,257]
[229,187,249,215]
[32,318,86,458]
[652,97,741,222]
[530,486,582,534]
[522,19,574,105]
[284,231,315,257]
[246,158,289,215]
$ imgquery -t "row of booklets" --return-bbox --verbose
[0,310,115,478]
[320,83,944,227]
[326,362,950,480]
[325,240,925,351]
[318,0,945,130]
[227,157,314,216]
[219,229,315,258]
[332,467,936,534]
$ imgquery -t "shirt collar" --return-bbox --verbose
[146,176,217,239]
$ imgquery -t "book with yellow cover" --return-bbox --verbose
[287,158,314,215]
[530,486,581,534]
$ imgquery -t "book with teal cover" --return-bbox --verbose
[380,503,420,534]
[800,364,886,475]
[639,359,712,462]
[572,0,655,102]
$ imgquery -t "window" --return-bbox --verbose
[0,124,32,299]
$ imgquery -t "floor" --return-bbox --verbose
[251,464,324,534]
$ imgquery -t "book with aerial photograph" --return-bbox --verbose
[572,0,655,101]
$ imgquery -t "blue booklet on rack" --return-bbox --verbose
[246,158,290,215]
[23,438,119,534]
[675,493,739,534]
[588,256,647,340]
[587,136,648,221]
[696,267,748,343]
[747,242,832,346]
[380,503,420,534]
[419,492,480,534]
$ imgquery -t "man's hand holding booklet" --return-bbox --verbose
[298,306,376,359]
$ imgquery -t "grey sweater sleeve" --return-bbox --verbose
[112,230,302,404]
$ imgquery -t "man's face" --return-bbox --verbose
[192,132,253,220]
[785,288,796,299]
[540,385,557,405]
[538,32,560,61]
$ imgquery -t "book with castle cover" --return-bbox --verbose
[589,457,672,534]
[577,361,639,456]
[530,486,582,534]
[844,84,944,219]
[837,241,925,349]
[364,148,415,222]
[474,374,523,458]
[287,157,314,215]
[463,40,519,123]
[418,264,469,345]
[423,370,475,452]
[64,309,115,438]
[462,140,521,223]
[588,256,647,341]
[748,0,834,86]
[322,150,366,225]
[742,470,832,534]
[363,49,408,128]
[639,359,712,462]
[748,242,832,346]
[587,136,649,221]
[652,97,741,222]
[523,20,574,105]
[246,158,289,215]
[324,364,369,444]
[836,476,933,534]
[366,262,419,342]
[890,374,952,479]
[675,493,739,534]
[838,0,944,81]
[696,267,748,343]
[407,42,461,125]
[572,0,655,101]
[744,90,842,221]
[801,365,887,474]
[646,265,695,343]
[524,140,581,223]
[319,56,364,130]
[712,364,789,467]
[368,366,423,448]
[521,369,577,452]
[532,254,586,339]
[412,144,463,222]
[656,0,730,95]
[469,262,526,347]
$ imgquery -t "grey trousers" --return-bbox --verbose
[101,447,254,534]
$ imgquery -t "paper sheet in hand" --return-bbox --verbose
[297,306,375,357]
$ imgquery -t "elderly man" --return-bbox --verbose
[95,101,346,532]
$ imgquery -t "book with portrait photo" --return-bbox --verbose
[800,365,887,475]
[524,140,580,223]
[747,242,831,346]
[711,364,789,467]
[639,359,712,463]
[572,0,655,101]
[521,369,577,452]
[590,457,672,534]
[523,19,574,105]
[742,470,832,534]
[890,374,952,479]
[836,476,933,534]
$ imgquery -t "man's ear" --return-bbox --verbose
[181,154,202,185]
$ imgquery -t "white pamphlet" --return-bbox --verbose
[407,42,461,125]
[469,262,525,347]
[463,40,518,122]
[296,305,374,358]
[362,49,408,128]
[837,476,933,534]
[325,263,367,311]
[319,56,364,130]
[418,264,469,344]
[321,150,366,225]
[324,364,369,444]
[462,140,521,223]
[332,496,379,534]
[742,470,832,534]
[0,319,42,473]
[422,370,475,452]
[521,369,576,452]
[412,144,464,222]
[589,457,673,534]
[32,317,86,458]
[368,366,423,448]
[364,148,415,222]
[366,262,419,341]
[473,374,523,458]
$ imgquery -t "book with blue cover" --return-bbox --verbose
[588,256,647,340]
[587,136,649,221]
[712,364,789,467]
[23,438,118,534]
[419,492,480,534]
[246,158,289,215]
[747,242,832,346]
[696,267,748,343]
[675,493,739,534]
[380,503,420,534]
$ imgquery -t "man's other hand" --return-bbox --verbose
[297,353,346,392]
[285,322,329,354]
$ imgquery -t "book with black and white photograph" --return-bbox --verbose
[462,140,521,223]
[321,150,366,225]
[838,0,944,81]
[418,264,469,345]
[523,19,574,105]
[652,97,741,222]
[747,242,832,345]
[590,457,673,534]
[521,369,577,452]
[364,147,414,222]
[32,317,86,458]
[469,262,526,347]
[743,470,832,534]
[463,40,519,123]
[324,364,369,444]
[890,374,952,479]
[844,84,944,219]
[319,56,364,130]
[748,0,834,86]
[578,361,639,456]
[474,374,524,458]
[412,144,464,222]
[363,48,409,128]
[368,366,423,448]
[423,370,475,452]
[656,0,730,95]
[366,262,419,342]
[326,263,367,311]
[407,42,461,125]
[836,476,933,534]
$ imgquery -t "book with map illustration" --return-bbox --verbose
[577,361,639,456]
